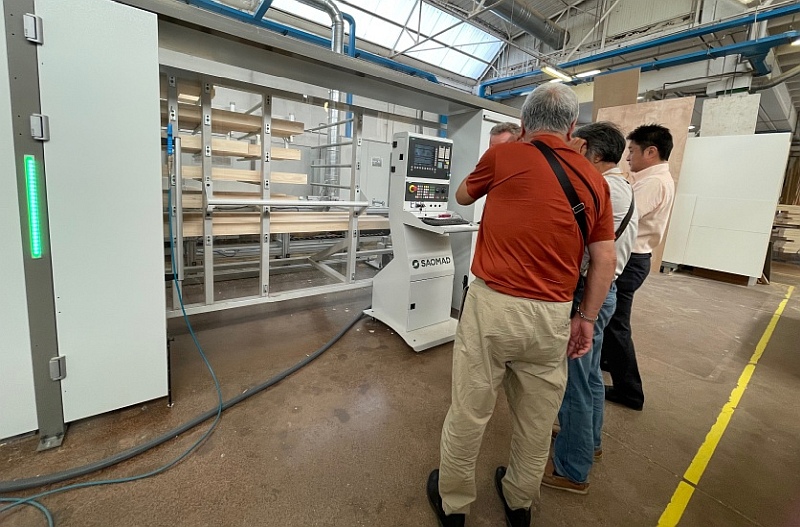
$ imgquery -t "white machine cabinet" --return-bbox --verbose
[37,0,168,423]
[366,132,477,352]
[447,109,520,310]
[1,0,168,441]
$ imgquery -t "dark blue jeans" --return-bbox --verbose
[553,279,617,483]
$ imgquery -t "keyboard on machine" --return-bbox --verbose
[421,216,471,226]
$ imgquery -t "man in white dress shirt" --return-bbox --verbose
[601,124,675,411]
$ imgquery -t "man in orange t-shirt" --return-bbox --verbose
[426,83,617,527]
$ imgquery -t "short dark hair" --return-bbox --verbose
[490,122,521,137]
[573,121,626,164]
[627,124,673,161]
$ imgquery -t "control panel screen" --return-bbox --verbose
[414,144,436,167]
[408,136,451,180]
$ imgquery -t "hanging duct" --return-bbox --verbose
[490,0,568,50]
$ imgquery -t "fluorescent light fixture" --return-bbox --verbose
[792,37,800,46]
[542,66,573,82]
[575,69,601,78]
[637,96,644,101]
[548,78,563,83]
[688,125,696,130]
[24,154,43,259]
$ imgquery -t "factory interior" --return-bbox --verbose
[2,0,800,525]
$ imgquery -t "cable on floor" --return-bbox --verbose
[0,162,368,525]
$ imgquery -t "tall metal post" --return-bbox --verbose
[259,93,272,296]
[345,111,364,283]
[4,0,66,449]
[167,75,185,308]
[201,80,214,305]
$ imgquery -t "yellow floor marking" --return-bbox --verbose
[657,286,795,526]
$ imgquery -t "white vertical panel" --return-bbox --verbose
[0,1,38,440]
[662,194,697,265]
[667,134,791,278]
[35,0,167,422]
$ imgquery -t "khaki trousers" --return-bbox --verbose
[439,279,570,515]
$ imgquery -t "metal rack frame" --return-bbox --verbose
[163,68,438,317]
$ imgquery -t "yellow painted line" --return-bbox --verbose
[657,285,794,527]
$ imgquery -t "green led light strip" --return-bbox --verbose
[24,154,43,259]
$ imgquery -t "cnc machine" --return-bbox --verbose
[365,132,477,352]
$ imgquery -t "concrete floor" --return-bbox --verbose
[2,266,800,526]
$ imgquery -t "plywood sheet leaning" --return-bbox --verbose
[592,68,640,121]
[596,97,695,273]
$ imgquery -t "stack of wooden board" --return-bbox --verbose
[773,204,800,261]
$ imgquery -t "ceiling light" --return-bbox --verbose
[542,66,573,82]
[575,69,601,78]
[688,125,696,130]
[792,38,800,46]
[548,78,563,83]
[637,96,644,101]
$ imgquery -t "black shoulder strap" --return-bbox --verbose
[532,140,587,246]
[551,150,600,212]
[615,188,636,241]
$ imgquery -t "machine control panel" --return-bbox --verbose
[405,182,450,203]
[392,132,455,214]
[407,136,451,180]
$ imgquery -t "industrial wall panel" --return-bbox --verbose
[0,1,38,440]
[35,0,167,422]
[663,133,791,278]
[605,0,694,37]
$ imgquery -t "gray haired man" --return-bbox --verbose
[426,84,617,527]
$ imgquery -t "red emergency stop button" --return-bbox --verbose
[409,184,417,193]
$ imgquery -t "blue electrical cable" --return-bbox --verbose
[0,182,224,526]
[1,143,367,525]
[0,497,54,527]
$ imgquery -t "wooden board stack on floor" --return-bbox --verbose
[773,204,800,262]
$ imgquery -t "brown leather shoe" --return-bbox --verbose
[594,448,603,461]
[541,459,589,495]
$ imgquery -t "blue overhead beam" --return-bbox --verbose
[479,2,800,98]
[484,31,800,101]
[252,0,273,21]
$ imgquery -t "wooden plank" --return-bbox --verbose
[177,134,301,160]
[592,68,641,121]
[166,212,389,237]
[158,77,208,102]
[161,101,304,137]
[777,204,800,214]
[597,97,695,275]
[175,165,307,185]
[162,191,301,209]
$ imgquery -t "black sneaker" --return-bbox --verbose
[426,469,466,527]
[494,466,531,527]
